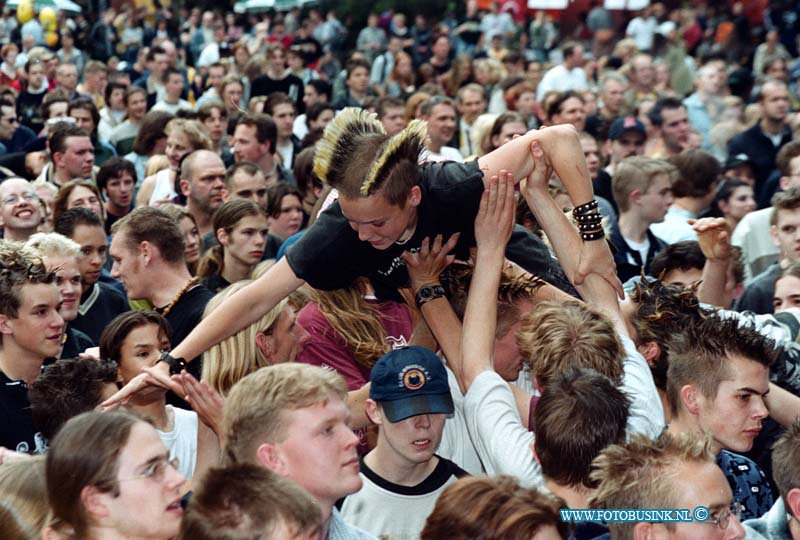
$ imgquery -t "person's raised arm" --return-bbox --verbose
[102,257,305,408]
[521,142,626,333]
[461,171,516,392]
[477,124,594,208]
[691,217,734,308]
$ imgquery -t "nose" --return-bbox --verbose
[111,261,120,279]
[166,462,186,490]
[415,414,432,428]
[726,514,745,540]
[51,310,65,329]
[357,225,375,243]
[753,396,768,420]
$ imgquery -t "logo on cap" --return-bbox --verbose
[623,116,637,127]
[400,365,428,391]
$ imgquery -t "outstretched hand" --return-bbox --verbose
[690,217,732,261]
[172,371,225,437]
[101,361,178,410]
[475,170,515,253]
[402,233,460,290]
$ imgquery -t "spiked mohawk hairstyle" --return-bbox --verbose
[312,108,429,207]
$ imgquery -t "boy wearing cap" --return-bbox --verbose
[340,346,467,540]
[592,115,647,213]
[610,155,675,283]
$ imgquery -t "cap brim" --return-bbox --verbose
[381,394,455,423]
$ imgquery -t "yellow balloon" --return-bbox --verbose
[45,31,58,47]
[17,0,33,24]
[40,7,57,31]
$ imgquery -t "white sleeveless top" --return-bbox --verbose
[148,168,178,205]
[157,405,199,480]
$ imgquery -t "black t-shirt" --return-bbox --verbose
[160,283,214,376]
[201,273,231,294]
[72,281,130,344]
[285,160,576,300]
[250,73,305,112]
[61,326,95,359]
[0,370,45,454]
[17,90,46,134]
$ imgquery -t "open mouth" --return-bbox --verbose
[413,439,432,449]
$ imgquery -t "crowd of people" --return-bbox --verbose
[2,0,800,539]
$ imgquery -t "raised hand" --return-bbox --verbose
[402,233,460,291]
[691,217,732,261]
[173,371,225,437]
[475,169,515,254]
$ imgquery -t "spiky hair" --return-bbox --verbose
[362,119,428,196]
[312,108,429,205]
[312,108,385,186]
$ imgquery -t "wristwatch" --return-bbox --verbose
[156,351,188,375]
[415,284,446,307]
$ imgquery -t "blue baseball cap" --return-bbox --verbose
[369,346,454,423]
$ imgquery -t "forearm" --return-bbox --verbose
[172,258,303,361]
[420,297,467,392]
[461,247,504,392]
[697,257,731,308]
[477,124,594,205]
[766,382,800,428]
[525,186,626,334]
[346,383,372,430]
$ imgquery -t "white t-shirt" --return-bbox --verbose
[437,366,485,475]
[421,146,464,163]
[157,405,199,480]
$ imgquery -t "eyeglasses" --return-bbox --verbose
[118,456,180,483]
[706,502,744,530]
[2,192,38,206]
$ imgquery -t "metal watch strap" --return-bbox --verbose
[415,284,446,308]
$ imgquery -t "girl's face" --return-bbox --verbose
[721,185,756,221]
[180,216,200,264]
[165,131,192,170]
[117,322,169,387]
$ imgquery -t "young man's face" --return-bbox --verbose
[580,136,601,177]
[110,230,146,300]
[380,106,406,137]
[70,108,95,135]
[28,63,45,89]
[233,124,268,164]
[609,132,646,164]
[0,282,64,359]
[774,274,800,312]
[426,103,457,147]
[105,172,135,210]
[101,422,185,538]
[308,108,334,131]
[221,214,268,267]
[165,73,184,98]
[201,107,227,142]
[339,190,420,250]
[772,207,800,264]
[372,402,447,465]
[346,66,369,95]
[760,83,790,124]
[67,185,103,218]
[73,223,107,286]
[43,254,82,322]
[228,170,268,208]
[127,92,147,121]
[303,85,322,108]
[272,103,295,140]
[660,107,690,152]
[638,173,673,224]
[56,136,95,179]
[694,354,769,454]
[0,104,18,140]
[554,97,586,131]
[263,396,361,507]
[269,194,304,240]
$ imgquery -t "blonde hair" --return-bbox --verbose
[144,154,171,177]
[223,363,347,464]
[164,118,213,153]
[517,300,623,389]
[0,456,49,538]
[612,156,675,213]
[201,280,288,396]
[589,434,715,540]
[311,280,401,370]
[471,113,498,158]
[25,232,81,258]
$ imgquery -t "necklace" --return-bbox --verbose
[158,277,200,317]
